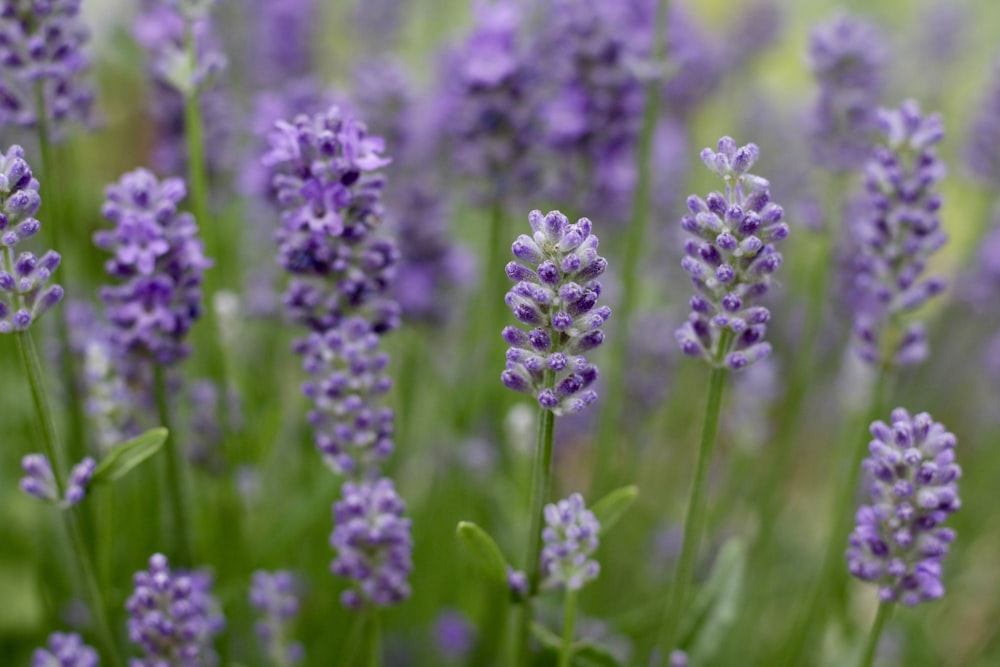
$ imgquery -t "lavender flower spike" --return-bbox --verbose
[32,631,98,667]
[330,477,413,609]
[0,145,64,332]
[126,553,225,667]
[501,210,610,415]
[676,137,788,370]
[250,570,305,666]
[20,453,94,507]
[540,493,600,591]
[846,409,960,606]
[965,59,1000,185]
[851,100,946,367]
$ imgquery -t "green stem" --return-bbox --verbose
[515,373,557,664]
[15,331,123,667]
[859,603,893,667]
[154,364,193,565]
[559,590,578,667]
[591,0,669,496]
[367,609,383,667]
[657,364,728,664]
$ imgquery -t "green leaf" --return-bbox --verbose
[590,485,639,536]
[456,521,509,587]
[530,624,624,667]
[679,537,747,664]
[92,428,168,485]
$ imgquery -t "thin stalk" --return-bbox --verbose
[859,603,893,667]
[591,0,670,496]
[559,590,578,667]
[367,609,383,667]
[656,363,729,664]
[154,364,193,565]
[514,372,557,664]
[15,331,123,667]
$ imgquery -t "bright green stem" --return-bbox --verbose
[591,0,669,495]
[15,331,123,667]
[515,376,557,664]
[154,365,193,565]
[657,364,728,665]
[859,603,893,667]
[559,590,578,667]
[367,610,383,667]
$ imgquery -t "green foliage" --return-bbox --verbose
[91,428,168,486]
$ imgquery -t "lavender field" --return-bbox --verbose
[2,0,1000,665]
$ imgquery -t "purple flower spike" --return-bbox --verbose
[95,168,211,366]
[502,210,609,415]
[540,493,600,592]
[966,59,1000,185]
[126,553,225,667]
[850,100,946,368]
[846,409,960,606]
[0,146,63,332]
[31,631,98,667]
[330,477,413,609]
[64,457,96,506]
[20,454,58,502]
[676,138,787,370]
[250,570,304,666]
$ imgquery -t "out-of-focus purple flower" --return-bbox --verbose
[846,409,960,606]
[719,1,782,69]
[675,137,788,370]
[669,649,690,667]
[663,2,724,121]
[20,453,94,506]
[501,210,610,415]
[31,631,98,667]
[0,145,63,332]
[0,0,93,133]
[507,566,529,600]
[433,609,475,660]
[186,379,222,472]
[330,477,413,609]
[246,0,316,87]
[351,0,407,53]
[807,13,887,171]
[126,553,224,667]
[540,493,600,591]
[352,58,414,157]
[960,212,1000,311]
[250,570,304,666]
[966,58,1000,186]
[850,100,946,368]
[95,168,211,365]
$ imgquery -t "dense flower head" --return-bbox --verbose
[0,145,62,332]
[541,493,601,591]
[95,168,211,365]
[807,13,887,171]
[846,409,960,606]
[133,1,226,95]
[851,100,946,368]
[249,570,304,666]
[675,137,788,371]
[501,210,610,415]
[0,0,93,132]
[330,477,413,609]
[294,316,394,477]
[126,553,224,667]
[965,59,1000,185]
[262,105,400,335]
[31,631,98,667]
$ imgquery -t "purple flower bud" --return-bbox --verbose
[540,493,600,591]
[31,632,98,667]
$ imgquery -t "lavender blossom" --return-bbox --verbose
[807,13,887,171]
[330,477,413,609]
[507,566,529,600]
[663,2,724,121]
[675,137,788,370]
[20,453,95,507]
[250,570,304,666]
[126,553,224,667]
[246,0,316,87]
[851,101,946,368]
[0,0,93,132]
[966,58,1000,186]
[94,168,211,365]
[501,210,610,415]
[433,610,475,660]
[0,145,63,332]
[540,493,600,591]
[31,632,98,667]
[846,409,960,606]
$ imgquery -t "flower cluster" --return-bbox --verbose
[250,570,304,666]
[846,409,960,606]
[126,553,225,667]
[94,168,211,365]
[807,13,887,171]
[330,478,414,609]
[31,631,98,667]
[675,137,788,370]
[540,493,601,591]
[0,145,63,332]
[0,0,93,131]
[851,100,947,368]
[20,453,94,507]
[965,59,1000,186]
[246,0,316,87]
[501,210,610,415]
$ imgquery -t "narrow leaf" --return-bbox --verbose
[92,428,168,485]
[680,538,747,664]
[590,485,639,536]
[456,521,509,587]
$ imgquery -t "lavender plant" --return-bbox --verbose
[32,632,98,667]
[250,570,305,666]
